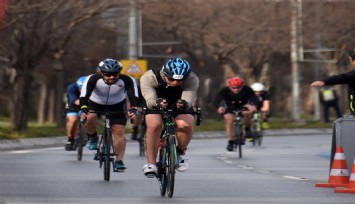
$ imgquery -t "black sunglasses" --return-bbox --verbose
[102,72,119,77]
[167,77,183,82]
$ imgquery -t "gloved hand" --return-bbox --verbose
[155,98,168,110]
[176,99,188,111]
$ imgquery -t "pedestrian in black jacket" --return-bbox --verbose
[311,49,355,116]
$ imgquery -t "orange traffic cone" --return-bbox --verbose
[335,156,355,193]
[315,146,349,188]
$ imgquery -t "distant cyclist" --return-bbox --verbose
[140,57,199,177]
[65,76,87,151]
[80,58,139,172]
[251,82,271,129]
[214,77,257,151]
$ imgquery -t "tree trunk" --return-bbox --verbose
[11,71,30,131]
[37,81,47,125]
[53,60,65,128]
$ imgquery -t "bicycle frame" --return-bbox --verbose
[233,109,244,158]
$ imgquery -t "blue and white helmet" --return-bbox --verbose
[98,58,123,73]
[162,57,191,80]
[76,76,87,89]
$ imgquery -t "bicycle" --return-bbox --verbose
[88,110,120,181]
[142,107,201,198]
[251,111,263,146]
[232,109,244,158]
[74,122,86,161]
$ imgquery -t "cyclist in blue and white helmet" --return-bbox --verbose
[162,57,191,81]
[140,56,199,177]
[76,76,88,90]
[98,58,123,85]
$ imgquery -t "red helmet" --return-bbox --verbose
[228,77,244,87]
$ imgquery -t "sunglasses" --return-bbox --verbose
[102,72,119,77]
[230,86,243,90]
[167,77,183,82]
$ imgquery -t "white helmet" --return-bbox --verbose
[251,82,265,91]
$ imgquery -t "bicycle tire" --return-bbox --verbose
[166,134,176,197]
[258,132,263,146]
[158,141,167,196]
[77,123,84,161]
[139,124,146,157]
[103,130,111,181]
[235,123,243,158]
[252,122,258,147]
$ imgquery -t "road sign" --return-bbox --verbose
[121,59,147,79]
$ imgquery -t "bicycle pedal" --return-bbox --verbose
[114,169,125,173]
[144,172,156,178]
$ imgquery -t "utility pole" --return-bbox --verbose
[128,0,139,60]
[290,0,302,122]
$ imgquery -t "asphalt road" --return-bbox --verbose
[1,129,354,204]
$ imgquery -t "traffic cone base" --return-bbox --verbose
[335,159,355,193]
[315,146,349,188]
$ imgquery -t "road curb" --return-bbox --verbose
[0,128,332,151]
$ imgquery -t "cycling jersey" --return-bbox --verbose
[80,73,139,107]
[323,69,355,116]
[255,91,271,111]
[66,82,80,112]
[214,86,258,111]
[140,69,199,109]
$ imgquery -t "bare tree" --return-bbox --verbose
[0,0,128,131]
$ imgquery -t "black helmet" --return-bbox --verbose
[98,58,123,73]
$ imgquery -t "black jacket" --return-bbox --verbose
[323,69,355,116]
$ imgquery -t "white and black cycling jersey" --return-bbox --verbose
[80,73,139,107]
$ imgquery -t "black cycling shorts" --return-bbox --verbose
[88,100,127,125]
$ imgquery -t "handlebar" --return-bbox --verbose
[142,107,202,126]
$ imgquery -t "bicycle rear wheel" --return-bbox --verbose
[76,123,84,161]
[166,134,176,197]
[103,131,111,181]
[258,131,263,146]
[158,141,167,196]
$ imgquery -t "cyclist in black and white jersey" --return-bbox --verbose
[80,58,139,171]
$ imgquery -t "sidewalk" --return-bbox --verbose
[0,128,332,151]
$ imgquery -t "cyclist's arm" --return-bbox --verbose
[181,72,199,108]
[79,74,96,110]
[140,70,159,109]
[121,75,140,107]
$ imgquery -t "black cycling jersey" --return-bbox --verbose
[213,86,258,111]
[255,91,271,110]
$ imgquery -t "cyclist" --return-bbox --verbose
[311,49,355,117]
[65,76,87,151]
[80,58,139,172]
[251,82,271,129]
[140,57,199,177]
[214,77,257,151]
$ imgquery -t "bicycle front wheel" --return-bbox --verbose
[158,142,167,196]
[235,124,243,158]
[103,130,111,181]
[166,134,176,197]
[139,123,146,157]
[77,123,84,161]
